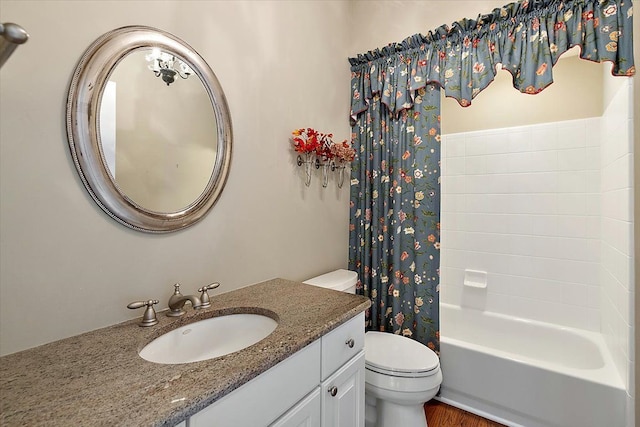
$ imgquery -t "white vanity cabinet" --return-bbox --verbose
[187,312,364,427]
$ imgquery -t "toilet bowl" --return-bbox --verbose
[364,331,442,427]
[304,269,442,427]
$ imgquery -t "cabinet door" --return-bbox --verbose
[271,388,321,427]
[189,340,321,427]
[321,351,365,427]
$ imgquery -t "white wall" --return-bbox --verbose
[0,0,352,356]
[600,74,635,412]
[440,117,602,330]
[348,0,511,57]
[633,10,639,427]
[442,55,603,134]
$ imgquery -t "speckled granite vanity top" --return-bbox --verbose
[0,279,370,426]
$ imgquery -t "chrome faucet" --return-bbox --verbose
[127,299,159,327]
[197,282,220,308]
[167,283,203,317]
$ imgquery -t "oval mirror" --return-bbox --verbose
[66,26,232,233]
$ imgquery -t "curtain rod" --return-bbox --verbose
[0,23,29,69]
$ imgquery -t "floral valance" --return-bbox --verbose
[349,0,635,119]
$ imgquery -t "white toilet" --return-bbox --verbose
[304,269,442,427]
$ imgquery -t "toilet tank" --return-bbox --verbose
[303,269,358,294]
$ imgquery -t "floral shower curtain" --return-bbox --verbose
[348,84,442,352]
[348,0,634,352]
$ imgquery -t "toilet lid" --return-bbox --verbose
[365,331,439,377]
[303,269,357,291]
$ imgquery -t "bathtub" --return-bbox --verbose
[438,303,626,427]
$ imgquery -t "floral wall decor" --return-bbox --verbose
[291,128,355,187]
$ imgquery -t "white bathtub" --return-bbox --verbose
[438,303,626,427]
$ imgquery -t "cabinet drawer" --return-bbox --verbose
[321,312,364,380]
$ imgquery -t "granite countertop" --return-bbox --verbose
[0,278,370,426]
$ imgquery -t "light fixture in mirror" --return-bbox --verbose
[145,47,193,85]
[66,26,232,233]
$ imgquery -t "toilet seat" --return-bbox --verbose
[364,331,440,378]
[366,363,438,378]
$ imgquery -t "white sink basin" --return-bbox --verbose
[139,313,278,364]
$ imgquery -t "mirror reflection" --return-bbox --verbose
[99,49,218,213]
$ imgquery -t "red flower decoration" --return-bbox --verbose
[291,128,321,154]
[291,129,355,163]
[330,140,356,162]
[317,133,335,160]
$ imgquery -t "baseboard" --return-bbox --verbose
[434,396,523,427]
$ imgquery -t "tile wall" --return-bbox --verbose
[440,117,603,331]
[440,75,634,425]
[600,77,634,407]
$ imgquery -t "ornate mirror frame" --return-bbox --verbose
[66,26,232,233]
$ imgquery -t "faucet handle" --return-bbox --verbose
[198,282,220,308]
[127,299,159,327]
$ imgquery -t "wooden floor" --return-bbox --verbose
[424,400,506,427]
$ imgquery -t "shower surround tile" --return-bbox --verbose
[440,74,633,408]
[440,117,604,332]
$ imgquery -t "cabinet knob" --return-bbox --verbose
[345,338,355,348]
[328,386,338,397]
